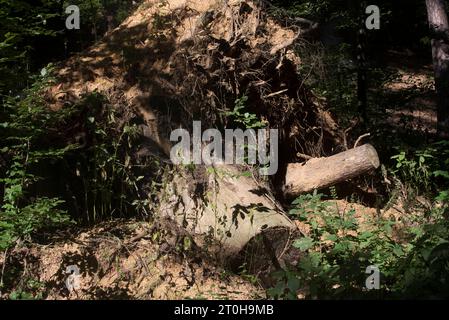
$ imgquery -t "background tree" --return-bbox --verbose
[425,0,449,137]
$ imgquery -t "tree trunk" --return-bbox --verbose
[357,1,368,123]
[426,0,449,137]
[283,144,380,199]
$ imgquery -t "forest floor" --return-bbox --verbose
[0,219,265,300]
[379,50,437,136]
[0,201,397,300]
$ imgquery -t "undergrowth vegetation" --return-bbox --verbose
[0,66,160,250]
[269,185,449,299]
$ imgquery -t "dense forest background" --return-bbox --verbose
[1,0,449,299]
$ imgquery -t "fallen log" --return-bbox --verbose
[283,144,380,199]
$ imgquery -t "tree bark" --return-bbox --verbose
[283,144,380,199]
[158,165,296,261]
[357,1,368,123]
[426,0,449,137]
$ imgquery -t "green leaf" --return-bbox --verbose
[434,171,449,179]
[325,234,338,242]
[393,245,404,257]
[436,191,449,202]
[293,237,315,251]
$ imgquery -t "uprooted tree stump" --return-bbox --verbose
[283,144,380,199]
[45,0,374,267]
[158,165,296,263]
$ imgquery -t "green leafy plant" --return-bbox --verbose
[8,278,44,300]
[268,185,449,299]
[391,150,433,192]
[0,66,73,250]
[226,96,267,129]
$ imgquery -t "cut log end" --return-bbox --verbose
[365,143,381,169]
